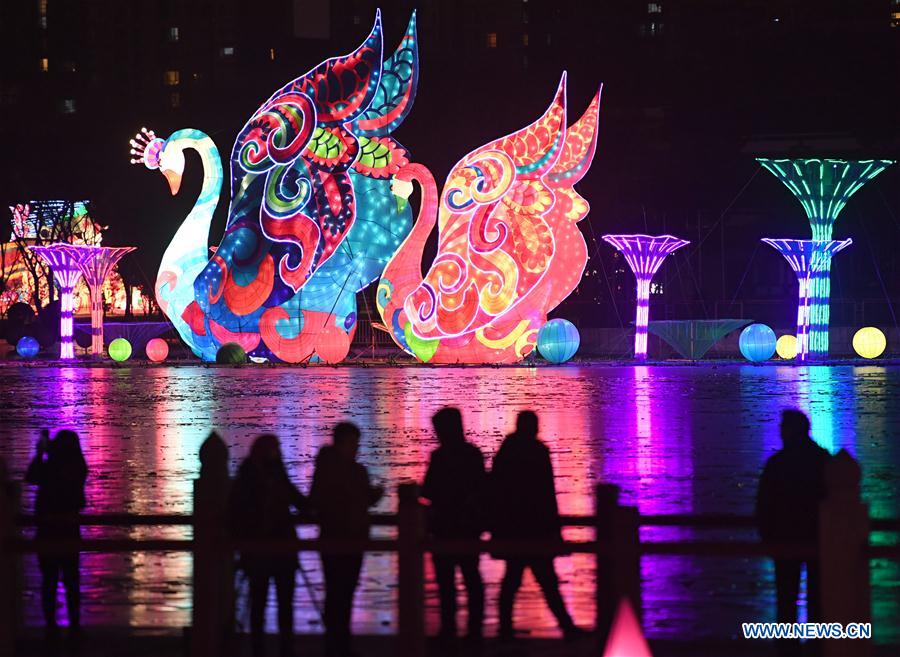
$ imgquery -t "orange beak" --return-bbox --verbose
[162,168,182,195]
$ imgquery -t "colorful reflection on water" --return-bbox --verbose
[1,364,898,642]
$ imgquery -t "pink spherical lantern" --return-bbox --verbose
[146,338,169,363]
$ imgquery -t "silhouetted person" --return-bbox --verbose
[25,429,87,644]
[490,411,583,641]
[757,410,831,657]
[421,407,486,642]
[229,435,305,657]
[309,422,382,657]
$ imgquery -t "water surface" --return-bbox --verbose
[1,364,897,641]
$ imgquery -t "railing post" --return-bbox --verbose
[819,449,871,657]
[192,433,232,657]
[397,483,425,657]
[613,504,642,620]
[595,484,641,646]
[595,484,619,644]
[0,458,19,657]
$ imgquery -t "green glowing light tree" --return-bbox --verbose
[757,158,893,359]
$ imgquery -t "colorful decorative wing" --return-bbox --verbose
[409,75,567,341]
[175,11,418,363]
[378,73,602,363]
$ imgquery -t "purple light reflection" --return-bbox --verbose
[3,365,899,642]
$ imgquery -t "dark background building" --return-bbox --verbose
[1,0,897,329]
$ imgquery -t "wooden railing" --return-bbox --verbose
[1,447,898,657]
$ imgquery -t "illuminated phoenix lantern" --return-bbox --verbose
[131,11,418,362]
[377,74,602,363]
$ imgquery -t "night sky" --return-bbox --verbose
[1,0,897,327]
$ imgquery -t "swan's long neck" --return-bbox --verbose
[377,163,439,331]
[155,130,222,343]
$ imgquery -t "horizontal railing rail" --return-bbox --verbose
[13,511,900,532]
[7,515,898,561]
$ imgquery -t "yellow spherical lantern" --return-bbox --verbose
[852,327,886,359]
[775,334,798,360]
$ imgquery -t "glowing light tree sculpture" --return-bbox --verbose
[757,159,893,241]
[29,245,86,359]
[762,238,852,363]
[758,158,892,360]
[67,244,136,356]
[602,234,689,360]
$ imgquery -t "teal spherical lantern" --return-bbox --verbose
[16,336,40,359]
[739,323,776,362]
[108,338,133,362]
[537,319,580,363]
[216,342,247,365]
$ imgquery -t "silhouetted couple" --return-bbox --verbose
[422,408,583,645]
[25,429,87,647]
[229,423,381,657]
[757,409,831,657]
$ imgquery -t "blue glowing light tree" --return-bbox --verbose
[762,238,852,363]
[602,234,690,360]
[29,244,85,359]
[757,158,892,359]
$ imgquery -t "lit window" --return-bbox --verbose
[168,27,179,42]
[486,32,497,48]
[353,14,361,25]
[220,46,234,57]
[648,2,662,13]
[523,13,529,24]
[39,0,47,28]
[170,92,180,108]
[522,33,529,47]
[651,282,663,294]
[270,48,276,61]
[164,70,180,86]
[40,57,48,72]
[60,99,76,114]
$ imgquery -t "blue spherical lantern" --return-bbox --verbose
[739,323,776,362]
[537,319,580,363]
[16,336,40,359]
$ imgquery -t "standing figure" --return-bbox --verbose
[310,423,383,657]
[229,435,306,657]
[490,411,584,641]
[421,407,486,642]
[25,430,87,644]
[757,410,831,657]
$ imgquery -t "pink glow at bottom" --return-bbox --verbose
[603,599,653,657]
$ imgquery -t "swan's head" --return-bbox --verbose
[129,127,185,195]
[390,176,414,213]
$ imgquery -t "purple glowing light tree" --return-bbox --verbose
[29,245,85,359]
[762,238,852,363]
[602,234,690,360]
[66,244,136,356]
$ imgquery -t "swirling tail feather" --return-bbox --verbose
[548,85,602,187]
[352,11,419,137]
[405,76,568,343]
